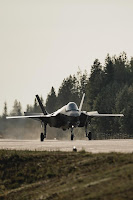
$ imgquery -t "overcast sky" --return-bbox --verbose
[0,0,133,114]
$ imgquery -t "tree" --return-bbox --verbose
[115,84,133,136]
[26,104,33,112]
[33,98,38,112]
[45,87,57,113]
[113,52,129,84]
[129,57,133,84]
[85,59,105,110]
[77,70,88,96]
[10,100,22,116]
[3,102,8,118]
[92,82,121,134]
[57,75,80,108]
[104,54,114,84]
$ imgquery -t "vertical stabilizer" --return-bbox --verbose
[36,95,48,115]
[79,93,85,112]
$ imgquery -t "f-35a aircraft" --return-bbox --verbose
[7,94,124,141]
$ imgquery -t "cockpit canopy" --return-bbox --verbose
[66,102,79,112]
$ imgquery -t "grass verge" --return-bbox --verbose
[0,150,133,200]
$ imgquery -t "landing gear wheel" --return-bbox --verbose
[40,132,44,142]
[40,123,47,142]
[71,134,74,141]
[88,131,92,140]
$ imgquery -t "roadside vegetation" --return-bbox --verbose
[0,150,133,200]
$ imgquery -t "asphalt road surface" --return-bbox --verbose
[0,139,133,153]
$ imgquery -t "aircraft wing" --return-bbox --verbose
[7,115,45,119]
[88,113,124,117]
[81,111,124,117]
[6,114,53,122]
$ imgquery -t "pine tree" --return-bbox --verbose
[104,54,114,84]
[3,102,8,118]
[45,87,57,113]
[115,84,133,136]
[86,59,104,110]
[57,75,80,108]
[26,104,33,112]
[33,98,38,112]
[10,100,22,116]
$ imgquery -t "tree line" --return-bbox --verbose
[0,52,133,139]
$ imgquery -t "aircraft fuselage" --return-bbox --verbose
[47,102,80,130]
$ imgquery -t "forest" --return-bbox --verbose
[0,52,133,140]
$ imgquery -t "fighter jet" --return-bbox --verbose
[7,94,124,141]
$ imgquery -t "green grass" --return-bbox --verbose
[0,150,133,200]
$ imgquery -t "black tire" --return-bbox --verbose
[40,132,44,142]
[88,132,92,140]
[71,134,74,141]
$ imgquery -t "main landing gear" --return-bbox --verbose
[87,131,92,140]
[70,124,92,141]
[40,123,47,142]
[85,124,92,140]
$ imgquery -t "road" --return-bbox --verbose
[0,139,133,153]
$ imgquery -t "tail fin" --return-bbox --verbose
[79,93,85,112]
[36,95,48,115]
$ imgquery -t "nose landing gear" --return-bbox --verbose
[71,126,74,141]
